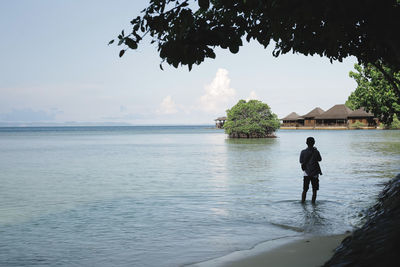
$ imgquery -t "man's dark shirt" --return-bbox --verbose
[299,147,322,177]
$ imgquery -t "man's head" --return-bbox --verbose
[306,137,315,147]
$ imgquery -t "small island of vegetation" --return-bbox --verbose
[224,100,280,138]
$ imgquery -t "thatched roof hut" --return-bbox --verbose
[303,107,325,118]
[280,105,378,129]
[214,116,227,121]
[348,108,374,118]
[347,107,377,128]
[315,104,353,119]
[214,116,227,129]
[281,112,302,127]
[281,112,301,120]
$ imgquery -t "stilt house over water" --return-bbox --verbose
[315,104,353,127]
[215,117,227,128]
[281,104,377,129]
[348,107,376,126]
[281,112,301,127]
[303,107,325,127]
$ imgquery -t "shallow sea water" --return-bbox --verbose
[0,126,399,266]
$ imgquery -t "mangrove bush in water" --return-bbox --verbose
[224,100,280,138]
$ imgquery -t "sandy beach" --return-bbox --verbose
[193,234,348,267]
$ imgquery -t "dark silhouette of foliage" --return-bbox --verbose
[224,100,280,138]
[111,0,400,75]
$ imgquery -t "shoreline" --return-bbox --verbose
[324,174,400,266]
[192,174,400,267]
[189,233,348,267]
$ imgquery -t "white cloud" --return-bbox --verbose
[199,68,236,113]
[157,95,178,115]
[246,90,260,101]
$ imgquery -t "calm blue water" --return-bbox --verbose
[0,126,399,266]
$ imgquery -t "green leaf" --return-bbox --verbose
[229,45,239,54]
[108,39,114,45]
[125,38,138,49]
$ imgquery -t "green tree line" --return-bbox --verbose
[346,64,400,128]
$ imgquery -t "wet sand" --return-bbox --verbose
[324,174,400,266]
[224,234,347,267]
[192,234,348,267]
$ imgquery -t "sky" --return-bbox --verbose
[0,0,359,125]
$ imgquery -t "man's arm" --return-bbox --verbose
[299,150,305,164]
[315,149,322,162]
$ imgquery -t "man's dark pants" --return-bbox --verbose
[303,176,319,191]
[302,176,319,203]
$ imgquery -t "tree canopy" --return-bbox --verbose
[224,100,280,138]
[346,64,400,126]
[111,0,400,76]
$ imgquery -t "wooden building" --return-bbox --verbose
[281,112,302,127]
[315,104,353,127]
[280,104,378,129]
[348,108,376,127]
[215,116,227,128]
[302,107,325,127]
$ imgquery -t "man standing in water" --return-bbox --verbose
[300,137,322,204]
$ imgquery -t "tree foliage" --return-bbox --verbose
[224,100,280,138]
[346,64,400,126]
[111,0,400,75]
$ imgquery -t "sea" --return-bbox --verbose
[0,126,399,267]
